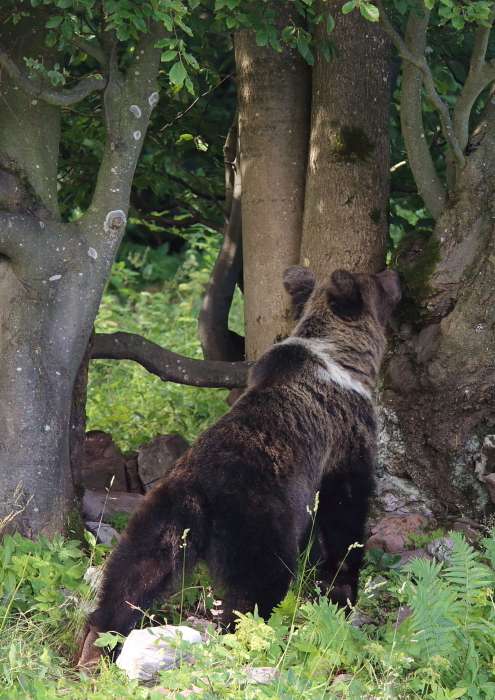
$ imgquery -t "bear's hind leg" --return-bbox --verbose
[210,531,297,631]
[316,471,373,606]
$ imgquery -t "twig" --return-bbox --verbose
[159,73,234,131]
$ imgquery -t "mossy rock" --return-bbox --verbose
[390,229,440,324]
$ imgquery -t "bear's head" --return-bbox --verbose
[283,266,401,329]
[282,267,401,384]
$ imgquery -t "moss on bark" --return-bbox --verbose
[391,229,441,323]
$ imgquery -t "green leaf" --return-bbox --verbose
[161,50,178,62]
[116,24,130,41]
[45,15,63,28]
[326,13,335,33]
[169,61,187,86]
[342,0,357,13]
[131,15,148,32]
[255,28,269,46]
[360,3,379,21]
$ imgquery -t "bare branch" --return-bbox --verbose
[166,174,225,201]
[69,36,109,71]
[376,0,465,171]
[92,332,251,388]
[174,198,224,233]
[0,49,107,106]
[174,159,227,222]
[399,8,447,218]
[453,9,495,150]
[159,73,234,131]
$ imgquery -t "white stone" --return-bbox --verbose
[88,247,98,259]
[116,626,201,682]
[427,536,454,564]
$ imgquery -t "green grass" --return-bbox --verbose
[3,529,495,698]
[87,231,244,452]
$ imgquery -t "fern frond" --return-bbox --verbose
[444,531,493,625]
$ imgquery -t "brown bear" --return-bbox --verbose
[78,266,401,665]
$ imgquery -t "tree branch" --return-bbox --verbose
[174,159,227,222]
[174,199,223,233]
[69,35,109,71]
[398,8,447,218]
[79,23,164,247]
[376,0,465,171]
[0,49,107,106]
[452,9,495,151]
[166,173,225,201]
[198,150,244,361]
[92,332,251,387]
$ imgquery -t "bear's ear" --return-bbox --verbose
[283,266,317,320]
[328,269,363,320]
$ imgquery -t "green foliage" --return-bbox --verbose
[5,530,495,698]
[0,532,88,622]
[87,229,244,451]
[105,511,132,534]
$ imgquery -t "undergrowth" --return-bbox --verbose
[3,529,495,698]
[86,229,244,452]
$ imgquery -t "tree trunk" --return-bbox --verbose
[235,4,311,360]
[0,16,163,536]
[382,99,495,517]
[300,0,390,277]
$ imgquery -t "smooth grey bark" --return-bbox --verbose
[235,3,311,360]
[0,17,163,536]
[301,0,390,277]
[400,9,447,219]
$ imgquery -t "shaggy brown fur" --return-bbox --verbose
[77,266,401,666]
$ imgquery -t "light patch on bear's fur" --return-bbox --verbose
[281,337,372,400]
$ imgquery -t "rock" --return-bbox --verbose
[349,611,373,627]
[115,626,201,683]
[453,517,483,544]
[125,452,143,493]
[84,522,121,545]
[393,604,412,628]
[244,667,281,684]
[138,434,189,492]
[475,435,495,481]
[83,431,127,491]
[185,615,217,640]
[395,547,432,568]
[372,474,434,517]
[82,489,143,522]
[484,473,495,503]
[365,514,435,553]
[427,536,454,563]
